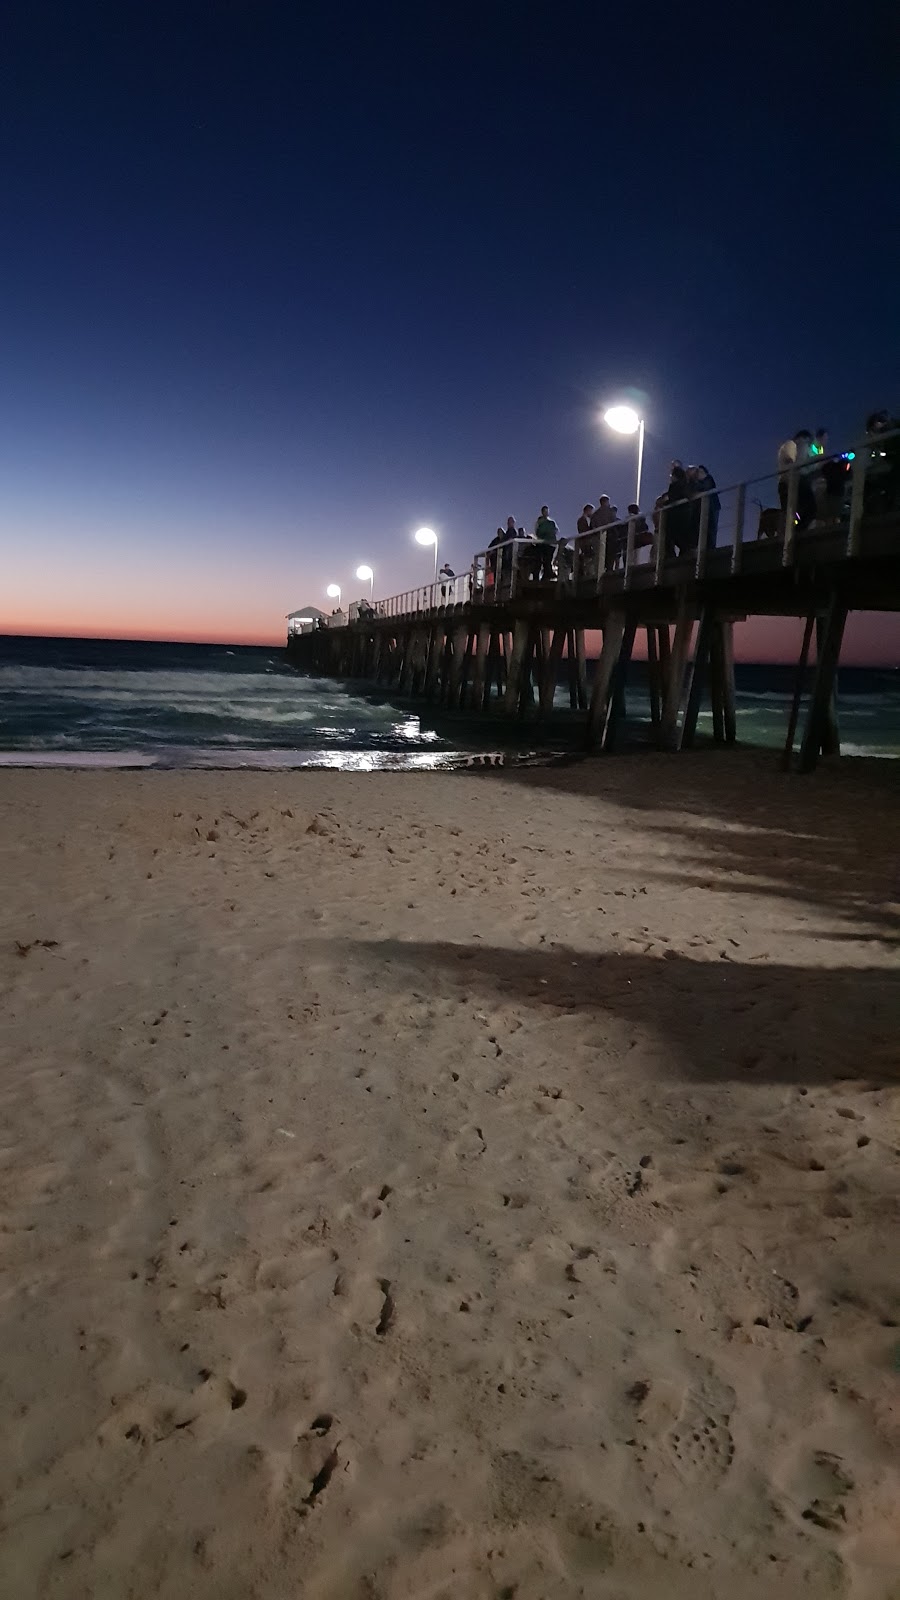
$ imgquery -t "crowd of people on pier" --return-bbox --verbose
[483,459,722,587]
[475,409,899,590]
[341,410,899,615]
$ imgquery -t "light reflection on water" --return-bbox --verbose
[0,748,480,770]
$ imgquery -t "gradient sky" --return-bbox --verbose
[2,1,898,661]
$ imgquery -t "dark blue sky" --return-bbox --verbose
[3,0,898,644]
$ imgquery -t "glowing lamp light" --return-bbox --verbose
[356,563,375,600]
[325,583,341,603]
[603,405,641,435]
[602,405,646,503]
[414,525,439,580]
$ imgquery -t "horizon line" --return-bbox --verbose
[0,626,895,671]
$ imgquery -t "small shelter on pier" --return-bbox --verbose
[286,606,325,636]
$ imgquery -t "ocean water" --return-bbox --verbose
[0,635,897,766]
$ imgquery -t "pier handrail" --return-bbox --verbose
[379,429,897,618]
[288,427,898,634]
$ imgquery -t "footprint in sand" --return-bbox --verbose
[635,1374,736,1490]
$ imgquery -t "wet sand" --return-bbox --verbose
[1,755,899,1599]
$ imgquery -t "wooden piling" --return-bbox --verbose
[517,623,539,716]
[503,620,530,715]
[815,615,841,756]
[680,608,714,749]
[646,625,661,727]
[470,623,490,710]
[799,594,848,773]
[574,628,588,709]
[539,626,566,719]
[781,610,816,770]
[585,613,626,749]
[603,621,636,751]
[708,623,726,743]
[659,605,693,752]
[720,620,737,744]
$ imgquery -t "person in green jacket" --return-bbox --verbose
[533,506,558,581]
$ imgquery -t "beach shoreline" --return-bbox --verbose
[1,757,898,1598]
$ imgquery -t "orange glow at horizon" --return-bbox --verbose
[1,617,284,647]
[2,610,897,665]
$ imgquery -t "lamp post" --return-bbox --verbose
[356,564,374,600]
[325,582,342,610]
[603,405,645,507]
[414,526,439,581]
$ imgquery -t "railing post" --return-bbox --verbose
[846,447,867,558]
[655,506,666,583]
[731,481,746,575]
[782,467,799,565]
[624,517,636,589]
[694,494,711,580]
[596,529,607,593]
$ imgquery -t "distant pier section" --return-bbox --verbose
[286,439,900,771]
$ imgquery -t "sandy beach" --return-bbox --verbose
[1,755,899,1600]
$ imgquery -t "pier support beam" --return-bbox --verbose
[503,620,531,716]
[659,604,693,751]
[720,619,737,743]
[799,595,848,773]
[517,623,539,716]
[646,626,661,727]
[574,628,588,710]
[815,615,841,756]
[603,621,636,751]
[782,610,816,770]
[539,626,566,719]
[585,613,626,749]
[447,624,470,707]
[680,608,714,750]
[470,623,490,710]
[423,624,442,700]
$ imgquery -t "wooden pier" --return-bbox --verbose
[287,447,900,771]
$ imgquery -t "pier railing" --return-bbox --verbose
[298,428,898,629]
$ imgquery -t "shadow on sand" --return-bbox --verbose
[484,751,900,946]
[344,937,900,1091]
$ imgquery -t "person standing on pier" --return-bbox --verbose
[533,506,559,581]
[664,463,693,556]
[573,505,594,581]
[689,465,721,548]
[494,515,522,585]
[627,503,652,559]
[589,495,616,530]
[777,429,816,530]
[587,495,617,573]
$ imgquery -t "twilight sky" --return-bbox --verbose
[2,1,898,661]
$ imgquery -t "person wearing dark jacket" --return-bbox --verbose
[664,463,693,556]
[689,465,721,548]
